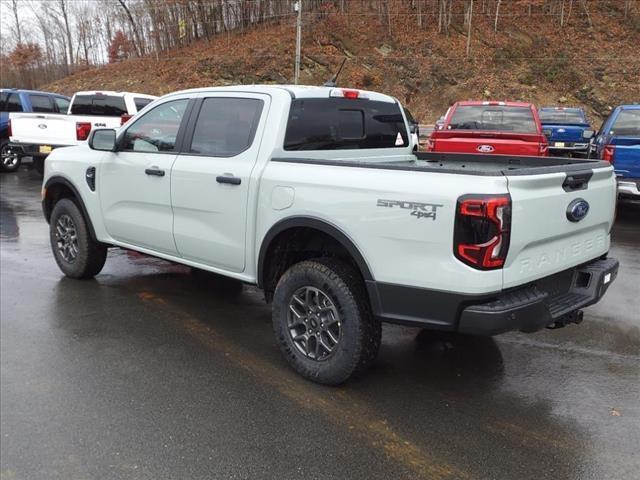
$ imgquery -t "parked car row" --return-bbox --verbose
[1,86,638,201]
[425,100,639,201]
[1,88,157,174]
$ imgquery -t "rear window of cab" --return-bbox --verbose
[284,98,408,150]
[448,105,538,134]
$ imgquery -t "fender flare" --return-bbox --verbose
[43,176,98,241]
[257,216,373,288]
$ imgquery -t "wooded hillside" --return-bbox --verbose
[2,0,639,122]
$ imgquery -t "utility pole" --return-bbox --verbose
[294,0,302,84]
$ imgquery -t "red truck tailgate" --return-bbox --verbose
[432,131,544,156]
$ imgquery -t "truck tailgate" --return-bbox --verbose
[9,113,76,145]
[503,166,616,288]
[612,137,640,179]
[433,131,543,156]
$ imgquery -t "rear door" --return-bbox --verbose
[502,166,616,288]
[171,93,269,272]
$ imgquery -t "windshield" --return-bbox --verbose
[611,109,640,137]
[448,105,538,133]
[539,109,586,124]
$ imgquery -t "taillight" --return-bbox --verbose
[539,142,549,156]
[76,122,92,141]
[602,145,615,162]
[120,114,132,125]
[7,119,11,138]
[454,194,511,270]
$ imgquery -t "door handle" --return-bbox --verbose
[145,167,165,177]
[216,174,241,185]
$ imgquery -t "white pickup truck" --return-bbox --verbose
[9,90,157,174]
[41,85,619,384]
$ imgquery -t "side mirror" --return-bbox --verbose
[542,129,552,138]
[582,129,594,139]
[89,129,117,151]
[409,124,417,134]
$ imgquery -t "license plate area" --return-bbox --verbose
[39,145,52,154]
[554,142,565,148]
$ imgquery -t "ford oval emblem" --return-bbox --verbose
[38,124,47,129]
[567,198,590,222]
[477,144,494,153]
[558,128,566,133]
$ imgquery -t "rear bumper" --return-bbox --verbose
[368,257,618,335]
[548,142,589,153]
[8,141,68,157]
[617,179,640,198]
[458,258,618,334]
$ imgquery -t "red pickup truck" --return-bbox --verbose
[426,101,549,156]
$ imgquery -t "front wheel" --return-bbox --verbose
[49,198,108,279]
[272,258,381,385]
[0,140,21,173]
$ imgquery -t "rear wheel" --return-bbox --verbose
[49,198,107,279]
[0,140,21,173]
[272,258,381,385]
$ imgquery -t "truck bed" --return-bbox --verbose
[273,152,611,176]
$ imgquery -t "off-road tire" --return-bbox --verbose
[272,258,381,385]
[50,198,107,279]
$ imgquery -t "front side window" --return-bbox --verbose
[611,109,640,136]
[121,99,188,152]
[284,98,408,150]
[1,93,24,112]
[448,106,538,133]
[54,97,70,113]
[29,94,55,113]
[189,97,264,157]
[71,95,128,116]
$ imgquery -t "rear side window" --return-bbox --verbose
[448,106,538,133]
[539,109,586,124]
[284,98,408,150]
[1,93,23,112]
[134,97,153,111]
[611,109,640,136]
[189,97,264,157]
[122,99,188,152]
[71,95,127,116]
[29,94,55,113]
[54,97,70,113]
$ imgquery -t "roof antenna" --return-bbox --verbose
[324,58,347,87]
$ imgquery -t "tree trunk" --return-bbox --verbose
[494,0,501,33]
[467,0,474,57]
[117,0,143,56]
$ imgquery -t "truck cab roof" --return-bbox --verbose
[167,85,398,103]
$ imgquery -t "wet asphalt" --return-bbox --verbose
[1,165,639,480]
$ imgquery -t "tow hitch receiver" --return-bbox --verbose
[546,310,584,329]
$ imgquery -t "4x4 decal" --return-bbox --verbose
[376,199,443,220]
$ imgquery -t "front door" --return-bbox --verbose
[171,93,269,272]
[100,98,190,255]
